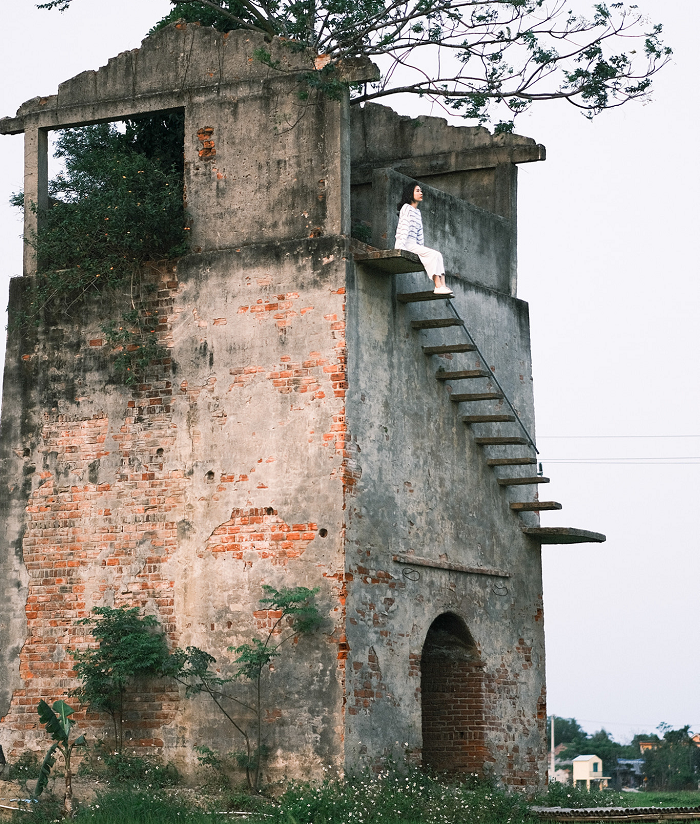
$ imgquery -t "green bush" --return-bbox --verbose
[167,585,321,793]
[534,781,622,809]
[26,115,187,290]
[23,789,229,824]
[71,606,169,753]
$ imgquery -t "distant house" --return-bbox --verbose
[613,758,645,789]
[638,741,657,753]
[692,734,700,747]
[573,755,610,790]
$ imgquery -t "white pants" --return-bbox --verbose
[403,243,445,279]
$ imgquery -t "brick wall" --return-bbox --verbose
[1,263,182,756]
[420,624,488,774]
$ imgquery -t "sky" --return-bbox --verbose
[1,0,698,746]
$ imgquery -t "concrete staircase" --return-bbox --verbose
[398,286,604,545]
[353,246,605,545]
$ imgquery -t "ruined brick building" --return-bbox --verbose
[0,24,604,789]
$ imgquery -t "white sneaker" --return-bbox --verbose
[433,285,454,295]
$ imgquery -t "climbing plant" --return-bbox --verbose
[165,585,321,792]
[11,112,188,384]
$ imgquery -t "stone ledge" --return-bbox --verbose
[521,527,606,544]
[352,246,424,274]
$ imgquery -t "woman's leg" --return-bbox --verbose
[406,245,452,293]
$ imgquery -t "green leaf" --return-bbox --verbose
[34,741,59,798]
[52,699,76,738]
[37,699,70,745]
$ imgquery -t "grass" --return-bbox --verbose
[16,772,538,824]
[17,790,229,824]
[14,775,700,823]
[622,791,700,807]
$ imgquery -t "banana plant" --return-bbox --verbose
[35,700,86,819]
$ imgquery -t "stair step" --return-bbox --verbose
[521,527,606,545]
[423,343,476,355]
[451,392,503,402]
[487,457,537,466]
[510,501,562,512]
[411,318,464,330]
[462,414,516,424]
[497,476,550,486]
[436,369,490,380]
[475,436,529,445]
[397,291,451,303]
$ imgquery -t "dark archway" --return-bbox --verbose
[420,612,488,774]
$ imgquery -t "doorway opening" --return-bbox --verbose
[421,612,488,774]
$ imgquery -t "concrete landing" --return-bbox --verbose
[353,247,424,273]
[522,527,606,544]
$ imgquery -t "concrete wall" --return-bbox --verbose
[361,168,515,295]
[0,24,374,273]
[350,103,544,221]
[344,264,546,787]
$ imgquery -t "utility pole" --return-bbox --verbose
[551,715,555,781]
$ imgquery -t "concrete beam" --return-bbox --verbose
[350,143,546,185]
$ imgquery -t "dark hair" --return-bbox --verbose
[397,180,420,215]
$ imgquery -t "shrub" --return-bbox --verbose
[78,743,179,789]
[70,606,169,753]
[166,585,321,792]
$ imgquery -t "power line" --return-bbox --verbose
[542,458,700,465]
[539,435,700,439]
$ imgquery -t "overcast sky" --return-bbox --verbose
[2,0,698,745]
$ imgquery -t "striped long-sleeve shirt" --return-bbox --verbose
[394,204,424,249]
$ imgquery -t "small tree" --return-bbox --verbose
[166,585,321,792]
[71,606,169,753]
[35,700,86,819]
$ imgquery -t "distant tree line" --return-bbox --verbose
[548,716,700,790]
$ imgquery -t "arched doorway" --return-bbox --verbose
[421,612,488,774]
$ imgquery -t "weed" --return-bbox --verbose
[535,781,621,808]
[268,767,535,824]
[6,750,41,782]
[78,743,179,788]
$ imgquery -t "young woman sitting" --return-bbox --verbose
[394,181,453,296]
